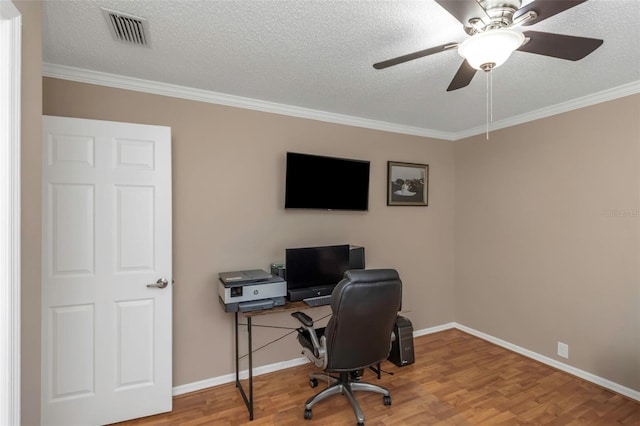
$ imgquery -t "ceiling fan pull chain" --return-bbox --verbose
[485,67,494,141]
[490,67,494,124]
[486,70,489,140]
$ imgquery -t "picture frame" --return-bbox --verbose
[387,161,429,206]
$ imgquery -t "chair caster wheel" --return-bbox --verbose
[304,408,312,420]
[357,422,364,426]
[383,395,392,406]
[351,370,363,381]
[309,378,318,388]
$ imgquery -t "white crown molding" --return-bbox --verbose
[42,63,456,141]
[455,80,640,140]
[42,63,640,142]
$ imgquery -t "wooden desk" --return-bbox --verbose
[234,300,387,421]
[243,300,309,317]
[234,300,321,420]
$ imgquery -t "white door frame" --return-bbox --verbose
[0,1,21,425]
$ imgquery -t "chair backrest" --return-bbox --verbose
[324,269,402,372]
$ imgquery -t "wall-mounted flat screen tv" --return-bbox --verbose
[285,152,370,211]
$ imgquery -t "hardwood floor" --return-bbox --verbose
[114,329,639,425]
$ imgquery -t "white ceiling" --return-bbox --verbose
[42,0,640,139]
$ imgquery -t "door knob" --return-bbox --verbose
[147,278,169,289]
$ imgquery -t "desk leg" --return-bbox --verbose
[235,312,254,420]
[248,316,253,420]
[235,312,239,387]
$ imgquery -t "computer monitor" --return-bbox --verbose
[285,244,350,301]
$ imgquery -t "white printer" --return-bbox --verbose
[218,269,287,312]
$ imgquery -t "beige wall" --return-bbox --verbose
[42,78,456,386]
[455,94,640,391]
[15,1,42,424]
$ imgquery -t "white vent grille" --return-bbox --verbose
[102,8,149,46]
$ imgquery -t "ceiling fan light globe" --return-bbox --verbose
[458,29,525,71]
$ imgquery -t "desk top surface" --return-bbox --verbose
[241,300,326,317]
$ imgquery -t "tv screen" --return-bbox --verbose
[285,244,350,290]
[285,152,370,211]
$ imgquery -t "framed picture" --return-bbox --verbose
[387,161,429,206]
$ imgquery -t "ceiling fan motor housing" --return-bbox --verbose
[467,0,522,33]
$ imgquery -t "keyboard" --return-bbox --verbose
[303,295,332,307]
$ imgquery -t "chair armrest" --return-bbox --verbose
[292,311,326,368]
[291,311,314,327]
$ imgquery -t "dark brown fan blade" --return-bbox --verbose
[373,43,456,69]
[435,0,490,26]
[447,60,477,91]
[518,31,603,60]
[514,0,588,26]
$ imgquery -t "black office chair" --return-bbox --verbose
[291,269,402,425]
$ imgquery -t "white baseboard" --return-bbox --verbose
[413,322,456,337]
[173,356,310,396]
[454,323,640,402]
[173,322,639,402]
[173,323,455,396]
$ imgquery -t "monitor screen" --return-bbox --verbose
[285,244,350,290]
[285,152,370,211]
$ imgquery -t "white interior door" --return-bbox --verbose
[41,116,172,425]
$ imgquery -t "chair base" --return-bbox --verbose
[304,372,390,425]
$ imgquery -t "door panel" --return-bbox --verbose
[49,304,95,401]
[42,116,172,425]
[50,183,95,275]
[116,299,155,389]
[116,185,155,271]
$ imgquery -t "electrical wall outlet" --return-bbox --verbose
[557,341,569,359]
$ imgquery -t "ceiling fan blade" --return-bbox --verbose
[373,43,456,69]
[514,0,588,26]
[435,0,490,26]
[518,31,603,61]
[447,60,477,91]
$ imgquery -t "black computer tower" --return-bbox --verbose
[349,245,365,270]
[388,315,415,367]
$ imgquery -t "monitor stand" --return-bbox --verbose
[287,285,335,302]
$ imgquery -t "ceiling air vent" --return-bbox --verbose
[101,8,149,46]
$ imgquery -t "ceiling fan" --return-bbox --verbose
[373,0,604,91]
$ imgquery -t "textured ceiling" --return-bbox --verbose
[42,0,640,138]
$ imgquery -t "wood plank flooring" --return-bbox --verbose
[114,329,639,425]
